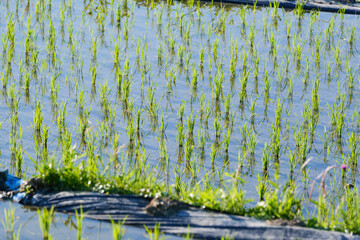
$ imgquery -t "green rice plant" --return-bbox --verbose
[348,23,356,47]
[85,129,101,170]
[272,43,279,63]
[184,137,194,163]
[274,99,282,128]
[302,57,310,87]
[224,93,232,121]
[246,129,257,156]
[309,110,318,145]
[319,127,331,162]
[32,98,44,136]
[110,218,126,240]
[267,30,275,53]
[1,204,15,233]
[346,63,355,89]
[213,38,219,64]
[112,36,121,71]
[100,81,112,120]
[309,11,317,34]
[69,30,78,61]
[135,107,144,141]
[75,207,84,240]
[287,75,293,100]
[236,148,246,177]
[168,31,176,52]
[299,128,309,162]
[59,2,66,28]
[147,81,159,119]
[97,4,108,34]
[144,223,165,240]
[212,67,224,102]
[295,0,304,19]
[5,13,16,53]
[285,18,292,39]
[210,140,217,165]
[223,127,231,153]
[183,23,192,49]
[177,43,185,65]
[57,100,68,139]
[253,57,259,82]
[239,7,246,36]
[90,62,98,88]
[157,40,165,66]
[190,65,198,95]
[217,7,229,34]
[207,51,212,74]
[239,64,249,104]
[248,26,256,50]
[12,224,21,240]
[177,123,185,148]
[39,123,49,163]
[332,40,342,67]
[182,226,193,240]
[263,70,271,106]
[1,67,10,91]
[185,52,192,71]
[177,101,185,123]
[311,76,320,112]
[198,126,206,153]
[288,148,296,180]
[249,96,258,127]
[328,93,346,141]
[229,39,238,78]
[213,116,222,139]
[122,76,132,107]
[309,193,336,230]
[158,135,168,171]
[256,174,267,201]
[127,115,135,144]
[294,40,304,67]
[261,143,269,176]
[347,132,359,169]
[89,31,98,63]
[158,113,167,144]
[187,113,197,144]
[38,206,54,240]
[24,14,34,63]
[77,105,91,148]
[324,16,335,44]
[340,188,360,234]
[199,45,205,67]
[314,33,321,64]
[46,19,56,62]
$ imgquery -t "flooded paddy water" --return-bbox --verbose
[1,0,360,238]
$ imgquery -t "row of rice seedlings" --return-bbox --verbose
[34,0,358,182]
[1,2,344,172]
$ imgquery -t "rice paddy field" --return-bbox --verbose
[1,0,360,239]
